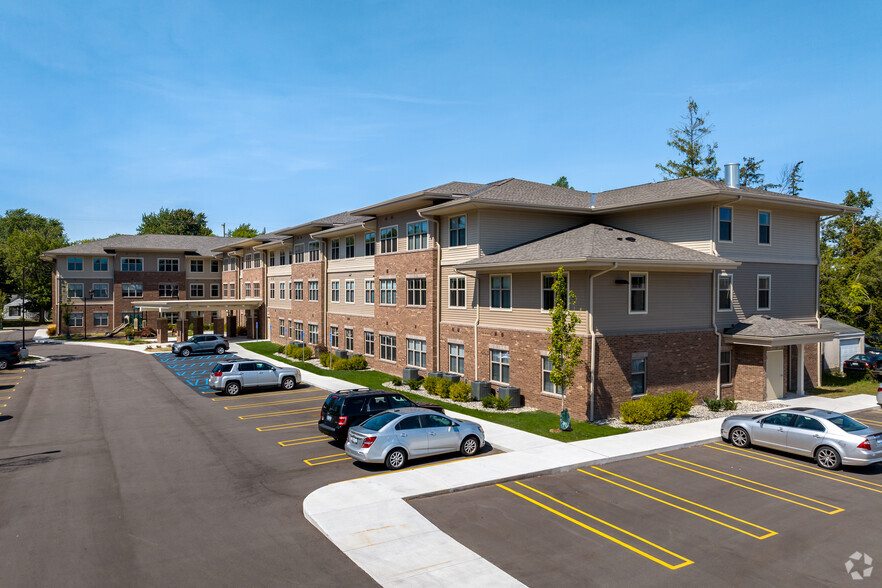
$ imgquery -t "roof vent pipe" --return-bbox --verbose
[724,163,739,188]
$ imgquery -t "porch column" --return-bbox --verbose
[797,343,805,395]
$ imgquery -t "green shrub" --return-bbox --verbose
[286,344,313,361]
[722,398,738,411]
[390,376,403,386]
[704,397,738,412]
[480,394,511,410]
[236,325,247,336]
[423,376,442,395]
[621,390,697,424]
[319,353,332,368]
[436,378,452,398]
[347,355,368,370]
[332,357,350,370]
[667,389,696,419]
[405,378,422,391]
[481,395,496,409]
[449,382,472,402]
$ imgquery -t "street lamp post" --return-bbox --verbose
[84,289,94,340]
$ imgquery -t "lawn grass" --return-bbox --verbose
[807,371,880,398]
[240,341,628,442]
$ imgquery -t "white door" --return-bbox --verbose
[766,349,784,400]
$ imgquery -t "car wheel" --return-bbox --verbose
[816,446,841,470]
[282,376,296,390]
[0,359,7,370]
[225,381,241,396]
[215,345,225,355]
[385,448,407,470]
[181,347,191,357]
[460,435,480,457]
[729,427,751,448]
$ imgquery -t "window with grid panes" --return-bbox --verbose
[364,232,376,256]
[308,241,320,261]
[380,279,397,305]
[490,275,511,309]
[490,349,510,383]
[331,281,340,302]
[449,216,466,247]
[407,221,428,250]
[308,324,319,344]
[449,276,466,308]
[364,331,375,355]
[449,343,465,374]
[294,322,304,341]
[344,328,353,351]
[407,339,427,368]
[364,279,375,304]
[191,283,204,297]
[309,280,319,301]
[330,326,339,348]
[345,280,355,303]
[159,283,178,298]
[407,277,426,306]
[380,334,397,361]
[345,236,355,258]
[294,281,303,301]
[380,226,398,253]
[330,239,340,260]
[190,260,203,272]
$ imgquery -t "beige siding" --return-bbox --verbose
[441,265,477,324]
[326,269,375,318]
[58,255,115,280]
[478,209,584,255]
[715,205,818,264]
[599,204,714,254]
[440,244,480,265]
[716,262,818,328]
[438,211,479,249]
[184,258,221,279]
[373,210,436,255]
[267,264,290,277]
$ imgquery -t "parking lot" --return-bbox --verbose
[0,364,26,421]
[412,407,882,586]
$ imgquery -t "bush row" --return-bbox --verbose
[318,352,368,371]
[703,397,738,412]
[619,389,696,425]
[284,344,313,361]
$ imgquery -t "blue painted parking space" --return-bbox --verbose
[154,352,241,395]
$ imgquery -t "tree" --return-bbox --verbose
[137,208,213,236]
[656,98,720,180]
[546,267,583,427]
[739,157,781,190]
[552,176,574,190]
[779,161,804,196]
[228,223,259,238]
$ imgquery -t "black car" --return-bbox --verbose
[318,389,443,442]
[0,342,27,370]
[843,354,882,373]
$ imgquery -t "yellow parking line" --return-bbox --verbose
[856,417,882,426]
[649,454,843,515]
[0,396,10,400]
[210,387,322,401]
[223,396,326,410]
[304,453,349,466]
[581,468,776,540]
[256,420,316,432]
[498,482,692,570]
[238,407,320,420]
[279,435,327,447]
[707,443,882,494]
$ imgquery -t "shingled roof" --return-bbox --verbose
[42,234,241,258]
[724,315,835,345]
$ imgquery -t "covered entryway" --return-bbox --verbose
[134,299,263,341]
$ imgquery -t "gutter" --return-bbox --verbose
[418,210,442,371]
[589,262,618,421]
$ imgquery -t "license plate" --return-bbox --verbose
[325,415,332,422]
[348,434,356,444]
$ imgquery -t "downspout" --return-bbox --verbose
[710,195,741,399]
[589,262,618,421]
[419,210,442,371]
[457,270,481,381]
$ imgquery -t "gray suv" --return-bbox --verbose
[208,360,302,396]
[172,334,229,357]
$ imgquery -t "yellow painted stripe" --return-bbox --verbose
[210,387,321,401]
[649,455,843,514]
[581,468,776,540]
[256,420,316,432]
[0,396,10,400]
[279,435,327,447]
[304,453,349,466]
[237,407,320,420]
[223,396,325,410]
[856,417,882,426]
[707,444,882,493]
[498,482,692,570]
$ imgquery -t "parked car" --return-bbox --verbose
[318,389,443,442]
[208,360,301,395]
[842,354,882,373]
[0,342,28,370]
[172,334,229,357]
[721,407,882,469]
[865,347,882,356]
[345,407,485,470]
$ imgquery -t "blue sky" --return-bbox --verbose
[1,1,879,241]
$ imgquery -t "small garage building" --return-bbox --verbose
[820,317,865,372]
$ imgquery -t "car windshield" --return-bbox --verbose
[826,414,866,432]
[360,412,400,431]
[188,337,198,343]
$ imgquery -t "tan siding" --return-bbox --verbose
[441,244,480,265]
[327,269,375,318]
[439,212,478,248]
[715,205,818,264]
[440,265,477,324]
[478,209,584,255]
[599,204,714,254]
[716,262,818,328]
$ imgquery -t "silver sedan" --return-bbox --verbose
[721,407,882,469]
[345,407,485,470]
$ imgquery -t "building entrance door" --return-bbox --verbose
[766,349,784,400]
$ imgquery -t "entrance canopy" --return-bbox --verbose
[134,299,263,314]
[723,315,835,347]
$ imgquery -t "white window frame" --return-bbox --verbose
[407,220,429,251]
[364,279,375,304]
[190,260,204,273]
[308,280,319,302]
[379,225,398,254]
[92,283,109,299]
[490,349,510,384]
[628,272,648,315]
[211,260,219,272]
[541,272,569,313]
[158,258,179,272]
[93,257,108,272]
[330,239,341,260]
[308,241,321,262]
[294,321,304,342]
[757,274,771,311]
[330,280,340,303]
[407,338,427,368]
[448,275,466,309]
[542,355,565,396]
[364,232,376,257]
[448,343,465,375]
[345,236,355,258]
[308,323,319,344]
[245,282,251,298]
[345,280,355,303]
[344,327,354,351]
[720,348,733,386]
[269,282,275,299]
[121,257,143,272]
[406,277,426,307]
[190,283,204,298]
[67,283,84,299]
[380,334,397,362]
[69,312,83,327]
[449,215,466,248]
[758,211,771,246]
[210,283,219,298]
[121,283,143,298]
[490,274,512,311]
[631,356,646,396]
[718,273,733,312]
[253,281,260,298]
[279,281,286,300]
[364,330,375,356]
[718,207,733,243]
[294,244,305,264]
[158,283,179,298]
[380,278,397,306]
[67,257,83,271]
[93,312,109,328]
[293,280,303,301]
[329,326,339,348]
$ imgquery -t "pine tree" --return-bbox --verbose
[656,98,720,180]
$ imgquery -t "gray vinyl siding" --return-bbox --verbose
[715,205,818,264]
[599,204,714,254]
[592,270,713,334]
[478,209,584,255]
[716,262,817,328]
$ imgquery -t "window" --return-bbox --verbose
[122,283,142,298]
[190,283,204,298]
[330,239,340,260]
[67,283,84,299]
[269,252,276,267]
[380,334,397,361]
[407,338,427,368]
[279,281,286,300]
[93,257,108,271]
[364,279,375,304]
[253,282,260,298]
[757,274,771,311]
[308,324,319,344]
[380,279,397,305]
[330,326,339,348]
[278,249,286,265]
[229,283,235,298]
[159,258,179,272]
[244,254,252,269]
[331,280,340,303]
[449,343,465,375]
[294,322,304,341]
[190,260,204,273]
[364,232,376,256]
[308,241,321,262]
[718,273,732,311]
[93,283,109,298]
[380,226,398,254]
[631,357,646,396]
[69,312,83,327]
[121,258,142,272]
[159,283,179,298]
[542,356,565,395]
[345,280,355,303]
[407,277,426,306]
[245,283,251,297]
[720,350,732,385]
[211,284,219,297]
[294,244,305,264]
[542,273,568,311]
[758,211,771,245]
[93,312,109,328]
[279,318,285,336]
[449,276,466,308]
[719,207,732,242]
[365,331,375,356]
[407,221,428,250]
[67,257,83,271]
[211,260,219,272]
[449,215,466,247]
[253,253,261,268]
[345,236,355,258]
[269,282,275,299]
[629,273,647,314]
[223,283,229,297]
[309,280,319,301]
[293,281,303,301]
[490,275,511,309]
[345,328,354,351]
[490,349,510,384]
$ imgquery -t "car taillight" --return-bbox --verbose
[337,416,348,426]
[213,371,223,377]
[858,439,872,450]
[362,436,376,448]
[12,350,18,356]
